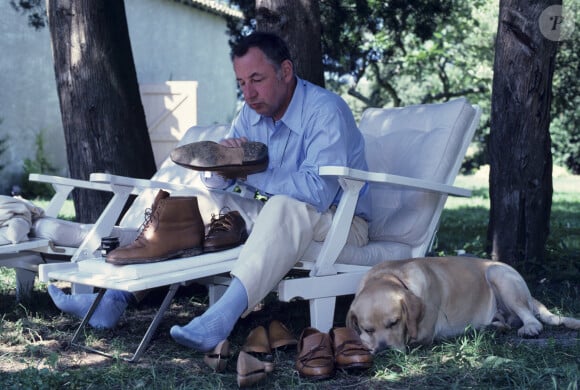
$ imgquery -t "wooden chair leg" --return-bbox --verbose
[15,267,36,301]
[309,296,336,333]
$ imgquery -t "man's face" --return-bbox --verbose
[233,47,293,121]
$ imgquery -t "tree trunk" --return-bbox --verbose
[488,0,558,271]
[47,0,156,223]
[255,0,324,87]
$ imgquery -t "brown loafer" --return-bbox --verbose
[330,327,373,370]
[236,350,274,388]
[170,140,269,177]
[296,327,334,380]
[268,320,298,349]
[203,339,231,372]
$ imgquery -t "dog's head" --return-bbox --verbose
[346,275,424,353]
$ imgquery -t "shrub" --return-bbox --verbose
[19,131,57,199]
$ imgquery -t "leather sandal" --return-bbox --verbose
[268,320,298,349]
[296,327,335,380]
[236,350,274,388]
[330,327,373,370]
[203,339,231,372]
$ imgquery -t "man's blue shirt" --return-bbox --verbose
[228,77,371,221]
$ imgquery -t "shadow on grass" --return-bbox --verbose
[1,281,578,389]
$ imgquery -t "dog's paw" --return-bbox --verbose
[490,320,511,333]
[517,322,542,337]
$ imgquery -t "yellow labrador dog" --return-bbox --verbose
[346,256,580,353]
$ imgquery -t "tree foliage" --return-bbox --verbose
[10,0,46,29]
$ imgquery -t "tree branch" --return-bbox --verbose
[421,85,488,104]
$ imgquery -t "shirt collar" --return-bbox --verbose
[249,76,306,136]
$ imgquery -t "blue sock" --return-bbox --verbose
[48,285,133,329]
[170,277,248,352]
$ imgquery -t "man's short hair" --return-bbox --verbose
[231,31,292,69]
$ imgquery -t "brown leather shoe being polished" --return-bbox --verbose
[106,190,204,265]
[296,327,335,380]
[170,140,268,178]
[330,327,373,371]
[203,209,248,253]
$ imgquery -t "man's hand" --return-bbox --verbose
[219,137,248,148]
[216,137,249,180]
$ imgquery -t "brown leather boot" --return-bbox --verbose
[106,190,204,265]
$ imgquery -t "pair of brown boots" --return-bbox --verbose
[105,190,247,265]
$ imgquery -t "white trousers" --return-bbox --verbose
[175,183,368,315]
[232,195,368,315]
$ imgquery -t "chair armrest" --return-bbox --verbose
[309,176,365,277]
[91,172,255,199]
[29,173,114,218]
[319,166,471,197]
[89,172,198,193]
[28,173,130,261]
[30,173,113,191]
[310,164,471,277]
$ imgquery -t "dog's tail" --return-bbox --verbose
[533,298,580,329]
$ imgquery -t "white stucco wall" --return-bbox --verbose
[0,0,238,194]
[0,5,61,193]
[126,0,238,125]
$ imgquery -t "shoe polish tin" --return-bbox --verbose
[101,236,120,257]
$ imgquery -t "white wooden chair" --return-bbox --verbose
[0,126,230,300]
[27,97,478,361]
[0,176,116,300]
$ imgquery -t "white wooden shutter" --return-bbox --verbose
[139,81,198,168]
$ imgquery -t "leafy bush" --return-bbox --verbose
[19,131,56,199]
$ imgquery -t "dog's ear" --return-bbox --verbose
[402,292,424,340]
[346,309,360,333]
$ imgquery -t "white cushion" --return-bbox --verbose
[31,217,138,247]
[360,98,476,244]
[303,240,413,266]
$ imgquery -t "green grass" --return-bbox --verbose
[0,168,578,389]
